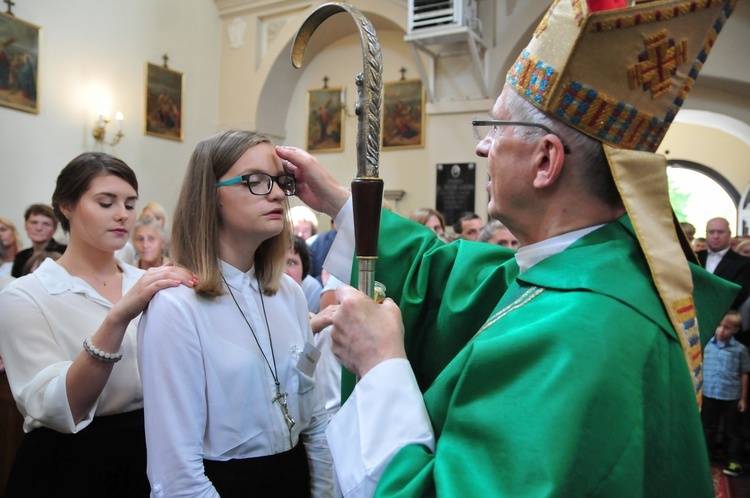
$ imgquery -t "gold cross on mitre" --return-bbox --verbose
[628,29,688,99]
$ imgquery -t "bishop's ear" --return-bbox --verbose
[532,135,566,189]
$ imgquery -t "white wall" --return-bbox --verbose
[0,0,221,247]
[3,0,749,244]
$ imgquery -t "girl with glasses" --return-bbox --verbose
[137,130,333,497]
[0,152,197,497]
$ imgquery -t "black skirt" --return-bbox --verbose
[4,409,149,498]
[203,442,311,497]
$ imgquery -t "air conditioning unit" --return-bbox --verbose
[404,0,489,101]
[408,0,482,38]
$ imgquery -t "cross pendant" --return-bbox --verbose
[272,384,295,431]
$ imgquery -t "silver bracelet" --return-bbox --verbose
[82,335,123,363]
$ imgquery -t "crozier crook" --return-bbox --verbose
[292,2,384,299]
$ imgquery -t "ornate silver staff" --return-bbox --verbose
[292,2,384,300]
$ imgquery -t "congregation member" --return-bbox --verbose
[291,204,320,242]
[694,236,708,252]
[132,216,170,270]
[738,240,750,258]
[0,216,20,275]
[0,152,196,497]
[408,207,446,235]
[478,220,519,249]
[451,211,481,241]
[10,203,67,278]
[681,221,697,244]
[139,201,168,229]
[138,130,333,497]
[286,234,324,313]
[277,0,739,495]
[697,217,750,310]
[702,310,750,477]
[0,243,14,290]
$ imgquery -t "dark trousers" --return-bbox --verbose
[204,442,310,497]
[702,396,745,462]
[5,409,149,497]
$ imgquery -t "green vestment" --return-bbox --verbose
[349,210,736,497]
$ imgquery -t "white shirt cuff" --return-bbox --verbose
[326,358,435,497]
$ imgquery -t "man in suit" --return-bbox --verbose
[11,203,67,278]
[697,217,750,310]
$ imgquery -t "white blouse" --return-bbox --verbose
[0,258,145,433]
[138,261,333,498]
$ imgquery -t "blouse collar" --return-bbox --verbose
[220,260,258,292]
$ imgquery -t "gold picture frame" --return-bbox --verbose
[144,62,183,141]
[307,87,344,153]
[382,79,424,150]
[0,12,40,114]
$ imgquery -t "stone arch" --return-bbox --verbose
[252,1,408,139]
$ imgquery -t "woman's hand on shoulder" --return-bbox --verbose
[109,261,197,326]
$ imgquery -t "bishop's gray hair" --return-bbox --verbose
[504,88,622,208]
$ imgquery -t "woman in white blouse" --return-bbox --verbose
[138,130,333,497]
[0,152,196,497]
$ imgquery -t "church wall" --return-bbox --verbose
[0,0,221,247]
[1,0,748,244]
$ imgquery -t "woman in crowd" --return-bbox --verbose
[139,201,168,228]
[408,207,446,235]
[291,205,319,242]
[132,216,170,270]
[138,130,333,497]
[478,219,520,249]
[0,152,196,497]
[0,243,13,291]
[737,239,750,258]
[0,216,20,276]
[115,201,169,265]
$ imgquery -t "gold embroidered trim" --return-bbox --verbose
[589,0,725,32]
[474,286,545,339]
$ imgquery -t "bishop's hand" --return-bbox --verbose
[329,284,406,378]
[275,145,351,219]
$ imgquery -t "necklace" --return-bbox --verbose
[59,261,120,287]
[222,274,295,445]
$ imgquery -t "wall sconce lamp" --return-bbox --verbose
[92,112,124,146]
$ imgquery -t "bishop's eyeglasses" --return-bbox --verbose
[215,173,297,196]
[472,119,572,154]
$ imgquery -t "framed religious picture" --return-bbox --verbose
[382,79,424,150]
[307,87,344,153]
[144,62,183,141]
[0,12,41,114]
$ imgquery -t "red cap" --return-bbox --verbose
[586,0,627,13]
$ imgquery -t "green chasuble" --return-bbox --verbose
[351,210,737,497]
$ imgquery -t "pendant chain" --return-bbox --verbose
[222,274,295,446]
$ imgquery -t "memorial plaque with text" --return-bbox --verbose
[436,163,475,227]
